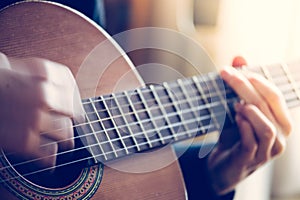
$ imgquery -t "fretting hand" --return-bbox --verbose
[207,57,293,195]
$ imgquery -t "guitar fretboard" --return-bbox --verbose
[76,61,300,164]
[250,61,300,108]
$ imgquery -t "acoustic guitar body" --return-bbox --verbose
[0,2,186,199]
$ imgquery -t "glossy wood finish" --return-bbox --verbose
[0,2,186,199]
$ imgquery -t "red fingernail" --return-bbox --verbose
[232,56,247,68]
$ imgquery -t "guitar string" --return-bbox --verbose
[2,87,300,177]
[1,86,236,166]
[242,64,300,91]
[4,83,299,168]
[0,99,299,179]
[1,92,236,172]
[1,68,298,180]
[40,66,300,134]
[1,73,299,163]
[2,105,223,174]
[4,76,231,145]
[31,75,238,144]
[13,79,300,164]
[0,107,227,182]
[1,66,299,150]
[4,92,300,181]
[4,122,211,182]
[7,90,300,170]
[0,82,237,166]
[42,70,300,140]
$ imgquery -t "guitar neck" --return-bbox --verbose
[249,61,300,108]
[75,61,300,164]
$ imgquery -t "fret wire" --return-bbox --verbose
[81,81,299,118]
[80,68,300,115]
[281,63,300,101]
[272,76,291,86]
[84,88,297,136]
[9,73,300,158]
[260,65,273,81]
[86,84,236,111]
[251,64,300,88]
[4,64,300,158]
[100,96,129,155]
[136,88,165,144]
[101,98,226,141]
[209,74,234,123]
[93,121,215,159]
[284,92,299,101]
[278,82,296,92]
[100,101,224,143]
[3,103,225,173]
[6,62,300,174]
[124,90,153,148]
[80,103,227,158]
[251,64,300,105]
[6,117,220,180]
[149,84,178,141]
[84,92,234,142]
[81,86,237,123]
[1,97,239,175]
[89,98,118,158]
[269,67,286,77]
[93,101,226,155]
[113,93,141,152]
[50,86,296,158]
[59,78,300,169]
[1,96,246,176]
[87,98,108,161]
[90,90,296,147]
[11,93,227,170]
[287,99,300,108]
[77,90,235,155]
[175,79,203,136]
[163,81,190,138]
[192,76,220,130]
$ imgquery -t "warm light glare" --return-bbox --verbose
[192,0,300,66]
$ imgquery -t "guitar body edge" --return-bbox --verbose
[0,2,187,200]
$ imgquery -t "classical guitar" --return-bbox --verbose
[0,1,299,200]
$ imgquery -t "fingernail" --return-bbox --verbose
[232,56,247,67]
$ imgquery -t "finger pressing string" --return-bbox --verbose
[235,102,276,166]
[221,66,275,122]
[247,74,293,136]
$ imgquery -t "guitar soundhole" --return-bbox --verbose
[5,134,93,188]
[6,154,83,188]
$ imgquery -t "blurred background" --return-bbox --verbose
[104,0,300,200]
